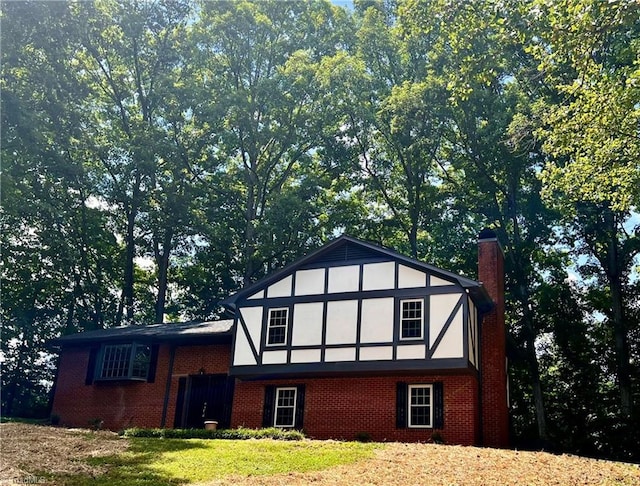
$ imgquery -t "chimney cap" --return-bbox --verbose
[478,228,497,240]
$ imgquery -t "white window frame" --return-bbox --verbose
[274,387,297,428]
[408,384,433,428]
[266,307,289,346]
[400,298,424,340]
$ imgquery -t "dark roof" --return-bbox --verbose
[49,320,233,347]
[221,235,494,312]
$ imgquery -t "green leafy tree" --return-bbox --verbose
[527,0,640,421]
[1,1,121,415]
[192,0,350,284]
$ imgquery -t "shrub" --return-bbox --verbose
[355,432,372,443]
[88,418,104,431]
[431,431,444,444]
[123,426,305,441]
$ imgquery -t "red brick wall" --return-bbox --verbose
[51,346,171,430]
[51,343,232,430]
[164,344,232,428]
[232,373,479,445]
[52,342,479,445]
[478,236,510,447]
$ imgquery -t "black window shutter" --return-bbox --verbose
[262,385,275,428]
[85,347,99,385]
[295,385,305,429]
[396,382,408,428]
[433,382,444,429]
[173,377,187,428]
[147,344,160,383]
[222,377,236,429]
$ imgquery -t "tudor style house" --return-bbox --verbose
[50,231,509,447]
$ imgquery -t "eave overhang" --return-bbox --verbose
[221,235,494,311]
[47,320,233,348]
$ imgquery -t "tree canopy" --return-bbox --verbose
[1,0,638,460]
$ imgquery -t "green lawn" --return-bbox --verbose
[53,438,377,485]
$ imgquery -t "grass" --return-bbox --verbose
[4,423,639,486]
[54,438,377,485]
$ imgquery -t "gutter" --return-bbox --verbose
[160,345,177,428]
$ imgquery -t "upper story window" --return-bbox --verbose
[267,308,288,346]
[408,384,433,428]
[99,343,151,380]
[400,299,423,340]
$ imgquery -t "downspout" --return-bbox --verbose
[477,315,483,446]
[160,345,177,428]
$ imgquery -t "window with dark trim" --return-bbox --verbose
[98,343,151,380]
[274,387,297,427]
[400,299,423,340]
[396,382,443,429]
[408,384,432,427]
[267,308,288,346]
[263,385,305,429]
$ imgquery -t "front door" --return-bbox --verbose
[180,374,235,429]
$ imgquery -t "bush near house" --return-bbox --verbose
[122,426,304,440]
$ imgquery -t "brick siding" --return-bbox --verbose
[478,237,510,447]
[51,343,231,430]
[232,374,479,445]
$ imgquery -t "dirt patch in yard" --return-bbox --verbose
[1,423,638,486]
[0,423,128,484]
[201,442,640,486]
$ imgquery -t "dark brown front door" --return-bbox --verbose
[176,374,234,429]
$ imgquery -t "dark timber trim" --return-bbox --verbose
[237,312,260,364]
[230,357,469,377]
[428,295,464,359]
[221,235,491,310]
[238,285,461,308]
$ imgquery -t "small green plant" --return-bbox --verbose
[431,431,444,444]
[123,426,305,441]
[88,418,104,431]
[355,431,372,442]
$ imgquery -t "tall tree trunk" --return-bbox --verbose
[524,315,548,440]
[503,198,549,441]
[604,211,633,418]
[120,172,141,326]
[243,156,258,285]
[154,227,173,323]
[123,205,136,323]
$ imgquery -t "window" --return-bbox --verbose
[99,343,151,380]
[267,308,288,346]
[274,387,297,428]
[263,385,305,429]
[408,385,433,428]
[400,299,423,340]
[396,382,443,429]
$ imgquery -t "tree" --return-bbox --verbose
[1,1,121,414]
[527,0,640,421]
[71,0,210,324]
[193,0,350,285]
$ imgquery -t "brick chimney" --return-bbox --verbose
[478,228,509,447]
